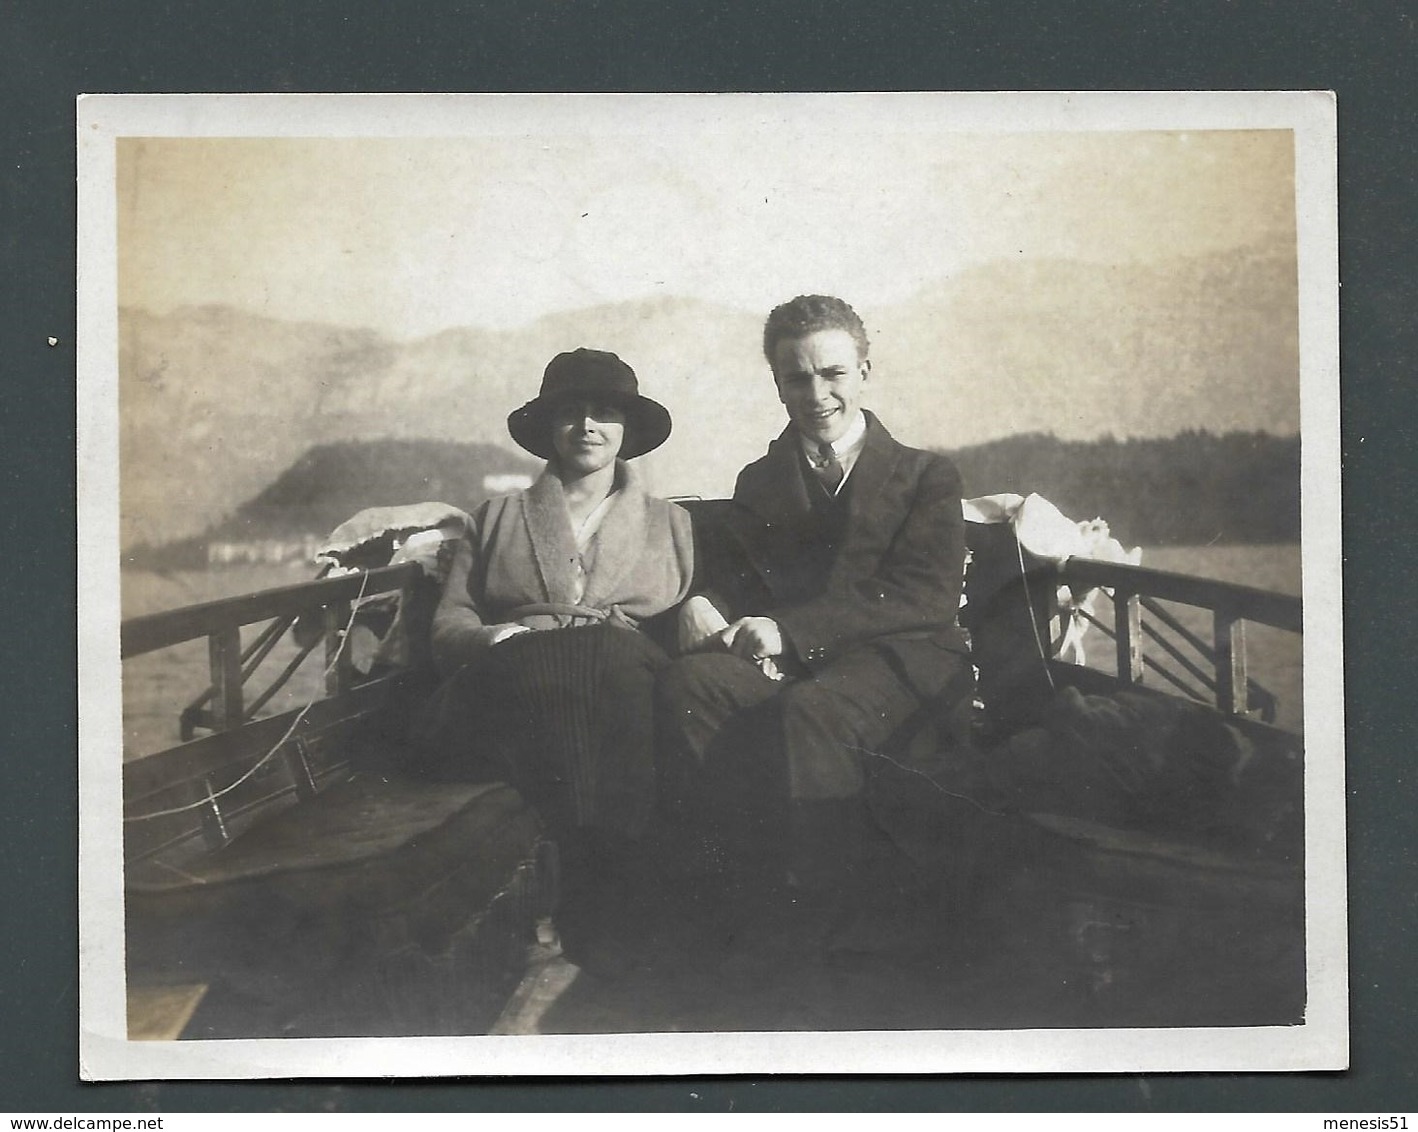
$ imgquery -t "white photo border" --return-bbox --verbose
[77,90,1344,1080]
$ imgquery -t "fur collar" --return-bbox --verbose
[520,460,651,604]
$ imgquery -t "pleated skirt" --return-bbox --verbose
[411,624,670,838]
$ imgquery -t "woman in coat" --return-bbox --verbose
[412,347,692,974]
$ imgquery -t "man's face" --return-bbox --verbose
[771,328,871,446]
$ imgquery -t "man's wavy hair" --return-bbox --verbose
[762,294,870,366]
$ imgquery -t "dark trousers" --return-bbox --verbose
[655,646,948,890]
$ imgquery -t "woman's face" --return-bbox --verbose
[550,399,627,476]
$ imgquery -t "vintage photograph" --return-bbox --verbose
[77,92,1344,1078]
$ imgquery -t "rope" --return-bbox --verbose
[1015,534,1057,691]
[125,571,371,824]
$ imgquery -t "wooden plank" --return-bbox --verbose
[197,778,231,850]
[1138,615,1217,693]
[125,745,355,867]
[1215,611,1249,715]
[1062,559,1301,633]
[243,635,321,720]
[1139,595,1279,720]
[123,671,407,805]
[122,563,419,658]
[123,779,211,864]
[208,626,244,730]
[1114,590,1144,685]
[1138,594,1216,664]
[284,738,319,800]
[126,760,353,870]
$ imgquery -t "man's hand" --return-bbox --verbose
[715,616,785,660]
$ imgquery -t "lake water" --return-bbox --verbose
[117,544,1305,761]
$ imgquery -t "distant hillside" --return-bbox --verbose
[945,430,1300,546]
[226,438,542,536]
[124,439,540,570]
[118,242,1298,548]
[869,243,1298,451]
[117,297,765,548]
[125,430,1299,571]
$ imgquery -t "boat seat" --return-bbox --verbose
[126,769,545,1037]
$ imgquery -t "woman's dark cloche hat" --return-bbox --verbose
[507,348,673,460]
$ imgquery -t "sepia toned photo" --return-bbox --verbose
[77,92,1344,1079]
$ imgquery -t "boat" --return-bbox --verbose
[118,500,1305,1041]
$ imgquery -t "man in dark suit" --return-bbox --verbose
[658,294,976,902]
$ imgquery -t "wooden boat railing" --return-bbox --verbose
[1054,557,1303,726]
[121,562,422,865]
[119,543,1304,867]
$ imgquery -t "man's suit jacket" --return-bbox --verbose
[705,411,968,703]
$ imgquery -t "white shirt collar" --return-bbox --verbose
[799,409,868,461]
[799,410,869,494]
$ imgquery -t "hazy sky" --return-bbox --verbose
[118,124,1295,339]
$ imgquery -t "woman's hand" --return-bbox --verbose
[677,595,729,653]
[487,623,534,647]
[716,616,784,661]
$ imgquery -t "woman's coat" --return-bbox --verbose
[430,461,694,676]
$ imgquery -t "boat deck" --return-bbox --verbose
[495,809,1305,1036]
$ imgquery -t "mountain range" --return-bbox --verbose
[117,243,1299,548]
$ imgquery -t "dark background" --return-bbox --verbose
[3,0,1414,1113]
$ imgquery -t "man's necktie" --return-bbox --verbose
[814,440,845,494]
